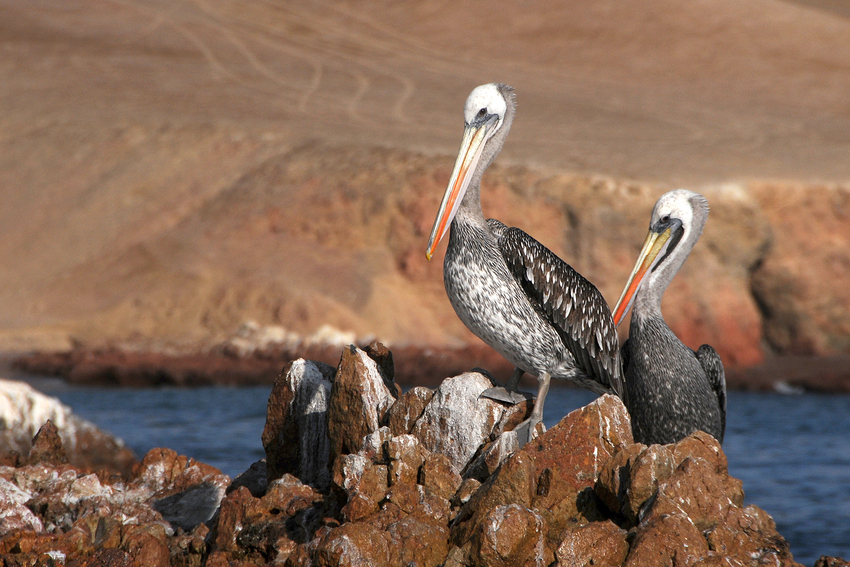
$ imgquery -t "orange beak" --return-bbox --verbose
[612,228,672,325]
[426,123,490,260]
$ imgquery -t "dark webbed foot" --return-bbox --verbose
[480,386,533,405]
[478,367,532,405]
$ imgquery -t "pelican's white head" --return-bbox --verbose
[612,189,710,324]
[426,83,516,260]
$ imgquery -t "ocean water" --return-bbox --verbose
[26,378,850,567]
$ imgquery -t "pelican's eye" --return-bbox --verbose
[660,215,671,224]
[477,108,487,117]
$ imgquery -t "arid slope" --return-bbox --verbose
[1,0,849,367]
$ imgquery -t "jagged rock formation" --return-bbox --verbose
[1,345,846,566]
[0,378,136,475]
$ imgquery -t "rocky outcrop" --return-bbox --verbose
[0,378,136,475]
[2,345,845,566]
[750,183,850,356]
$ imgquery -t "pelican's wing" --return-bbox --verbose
[696,343,726,444]
[490,219,625,400]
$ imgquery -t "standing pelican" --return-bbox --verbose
[426,83,624,444]
[612,189,726,445]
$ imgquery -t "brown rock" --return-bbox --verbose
[383,514,449,567]
[84,548,135,567]
[625,512,710,567]
[463,432,520,482]
[262,358,334,488]
[452,394,632,548]
[420,452,463,501]
[452,478,482,508]
[213,486,259,553]
[595,442,674,525]
[387,386,434,436]
[751,183,850,356]
[121,523,171,567]
[360,426,393,464]
[706,505,802,566]
[331,454,388,505]
[313,522,393,567]
[670,430,729,472]
[327,346,397,464]
[363,341,399,394]
[814,558,850,567]
[386,434,429,486]
[261,474,321,518]
[383,483,451,525]
[645,456,744,532]
[594,442,645,518]
[555,520,629,567]
[340,491,379,522]
[26,420,68,467]
[471,504,550,567]
[492,399,533,437]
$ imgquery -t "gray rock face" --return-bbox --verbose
[411,371,511,473]
[327,346,397,464]
[262,358,334,489]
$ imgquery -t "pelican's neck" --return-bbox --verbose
[454,91,515,229]
[455,176,486,226]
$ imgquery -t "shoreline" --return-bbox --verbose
[7,345,850,394]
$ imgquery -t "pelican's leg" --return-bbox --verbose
[511,371,550,447]
[480,367,532,405]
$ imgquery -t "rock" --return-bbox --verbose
[452,394,632,548]
[386,386,434,436]
[815,558,850,567]
[382,513,449,567]
[645,455,744,532]
[705,505,801,566]
[385,434,429,487]
[471,504,550,567]
[327,346,397,464]
[121,523,171,567]
[227,458,268,497]
[313,522,393,567]
[0,346,826,566]
[624,512,711,567]
[751,183,850,356]
[262,358,334,488]
[331,453,388,521]
[363,341,399,395]
[26,420,68,466]
[463,431,520,482]
[0,477,44,533]
[554,520,629,567]
[360,426,393,464]
[151,481,224,532]
[411,371,510,473]
[0,379,136,476]
[419,452,462,502]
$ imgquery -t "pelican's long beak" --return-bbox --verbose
[611,228,673,325]
[426,123,490,260]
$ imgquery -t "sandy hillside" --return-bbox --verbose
[1,0,849,364]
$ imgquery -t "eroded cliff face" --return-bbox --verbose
[5,142,849,368]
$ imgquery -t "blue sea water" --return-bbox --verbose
[25,378,850,567]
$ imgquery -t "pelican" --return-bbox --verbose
[426,83,624,444]
[612,189,726,445]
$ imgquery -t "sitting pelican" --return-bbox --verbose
[426,83,624,444]
[612,189,726,445]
